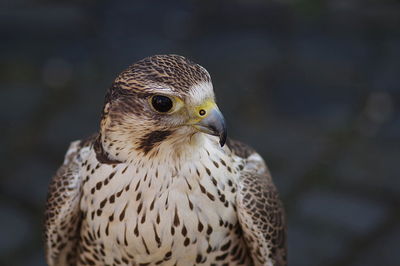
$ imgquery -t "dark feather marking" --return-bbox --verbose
[184,177,192,190]
[134,221,139,237]
[226,138,255,159]
[141,237,150,255]
[138,130,172,154]
[119,202,128,221]
[198,220,204,232]
[184,237,190,246]
[187,195,194,210]
[173,206,180,226]
[141,211,147,224]
[153,223,161,247]
[124,224,128,246]
[94,136,123,164]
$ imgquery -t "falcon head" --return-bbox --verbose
[98,54,227,162]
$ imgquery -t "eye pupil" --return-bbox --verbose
[151,95,173,113]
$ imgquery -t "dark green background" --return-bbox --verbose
[1,0,399,265]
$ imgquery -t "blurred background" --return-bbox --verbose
[1,0,399,265]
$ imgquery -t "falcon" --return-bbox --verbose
[44,54,286,266]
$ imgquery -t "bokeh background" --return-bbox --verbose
[1,0,399,265]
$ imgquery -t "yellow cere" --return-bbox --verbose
[189,99,217,123]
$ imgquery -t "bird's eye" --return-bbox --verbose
[151,95,173,113]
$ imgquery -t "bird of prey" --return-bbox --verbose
[44,54,286,266]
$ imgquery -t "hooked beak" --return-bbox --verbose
[192,106,227,147]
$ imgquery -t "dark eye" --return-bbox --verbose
[151,95,173,113]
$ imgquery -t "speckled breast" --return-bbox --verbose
[78,147,252,266]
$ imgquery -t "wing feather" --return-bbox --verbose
[228,139,287,266]
[44,139,90,266]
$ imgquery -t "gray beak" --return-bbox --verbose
[193,108,227,147]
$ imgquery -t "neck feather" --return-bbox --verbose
[97,128,218,164]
